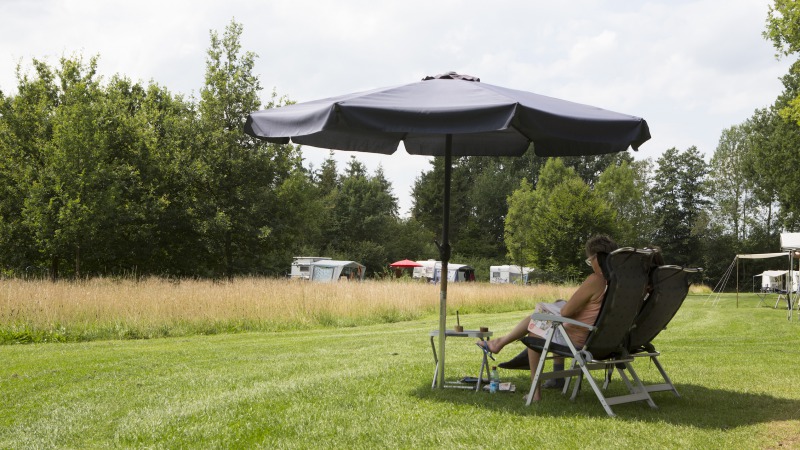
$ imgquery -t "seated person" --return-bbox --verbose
[477,234,618,401]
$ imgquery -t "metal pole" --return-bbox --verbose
[436,134,452,388]
[789,252,794,320]
[736,257,739,308]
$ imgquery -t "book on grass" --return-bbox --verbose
[460,376,488,385]
[482,382,516,392]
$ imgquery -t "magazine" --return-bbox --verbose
[537,299,566,315]
[528,299,566,337]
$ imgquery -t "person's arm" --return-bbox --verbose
[559,273,605,318]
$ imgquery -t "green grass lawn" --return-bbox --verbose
[1,294,799,449]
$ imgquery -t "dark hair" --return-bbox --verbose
[585,234,618,257]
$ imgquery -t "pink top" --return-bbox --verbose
[564,289,604,347]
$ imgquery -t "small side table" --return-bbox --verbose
[429,330,493,391]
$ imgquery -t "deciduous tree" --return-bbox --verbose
[651,147,709,266]
[197,19,305,278]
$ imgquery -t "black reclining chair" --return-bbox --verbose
[519,247,656,416]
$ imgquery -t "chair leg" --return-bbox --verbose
[570,372,583,402]
[622,362,658,409]
[615,366,636,392]
[571,354,616,416]
[650,355,680,397]
[562,358,577,395]
[603,367,613,390]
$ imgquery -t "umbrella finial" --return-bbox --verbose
[423,71,480,82]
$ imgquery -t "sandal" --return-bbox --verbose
[476,341,496,361]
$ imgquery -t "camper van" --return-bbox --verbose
[490,265,534,284]
[412,260,439,281]
[412,260,475,282]
[290,256,331,279]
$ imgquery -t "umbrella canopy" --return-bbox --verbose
[245,72,651,388]
[245,71,650,157]
[389,259,423,268]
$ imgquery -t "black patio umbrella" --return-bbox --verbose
[245,71,650,388]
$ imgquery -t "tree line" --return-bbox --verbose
[1,14,799,288]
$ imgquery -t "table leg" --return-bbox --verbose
[430,336,438,389]
[476,337,489,392]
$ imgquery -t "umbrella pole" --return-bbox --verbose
[436,134,452,389]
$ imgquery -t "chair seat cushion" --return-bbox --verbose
[497,349,530,370]
[520,336,575,358]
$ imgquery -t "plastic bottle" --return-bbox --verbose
[489,366,500,393]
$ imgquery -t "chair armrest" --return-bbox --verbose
[530,313,597,331]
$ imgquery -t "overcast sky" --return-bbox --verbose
[0,0,792,215]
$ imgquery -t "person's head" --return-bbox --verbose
[585,235,618,275]
[585,234,618,258]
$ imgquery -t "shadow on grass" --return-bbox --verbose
[411,381,800,429]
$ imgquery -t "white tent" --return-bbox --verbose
[756,270,788,290]
[712,232,800,308]
[309,260,365,282]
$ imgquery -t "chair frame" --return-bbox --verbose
[610,265,702,396]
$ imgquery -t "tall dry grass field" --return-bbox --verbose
[0,278,574,343]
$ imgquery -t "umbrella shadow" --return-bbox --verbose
[411,381,800,429]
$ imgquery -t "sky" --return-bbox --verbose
[0,0,792,216]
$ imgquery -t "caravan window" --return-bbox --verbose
[492,272,500,278]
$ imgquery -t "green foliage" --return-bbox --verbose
[410,151,630,265]
[743,64,800,230]
[0,21,322,279]
[310,157,408,275]
[595,159,654,247]
[504,178,536,269]
[765,1,800,127]
[195,19,307,278]
[505,158,616,280]
[707,124,774,243]
[652,147,709,267]
[765,0,800,57]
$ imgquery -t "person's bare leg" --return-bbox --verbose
[479,315,531,354]
[528,346,543,402]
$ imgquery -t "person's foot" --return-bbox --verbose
[475,341,495,361]
[527,390,541,402]
[542,378,565,389]
[477,339,502,354]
